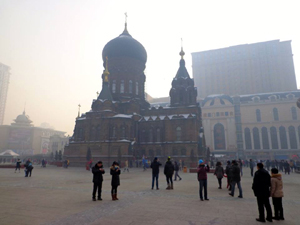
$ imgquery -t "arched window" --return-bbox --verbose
[253,127,260,149]
[279,126,288,149]
[291,107,297,120]
[156,128,161,142]
[149,129,153,142]
[129,80,133,94]
[121,126,125,138]
[90,127,96,141]
[262,127,269,149]
[273,108,279,121]
[149,149,154,158]
[298,126,300,143]
[256,109,261,122]
[96,125,101,140]
[120,80,124,93]
[244,128,252,149]
[172,148,178,155]
[214,123,226,150]
[270,127,278,149]
[141,130,146,142]
[176,127,181,141]
[156,149,161,156]
[78,128,84,141]
[135,82,139,95]
[112,80,116,93]
[288,126,297,149]
[181,149,186,156]
[112,126,116,138]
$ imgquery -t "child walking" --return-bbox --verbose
[270,168,284,220]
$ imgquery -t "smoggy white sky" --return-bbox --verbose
[1,0,299,135]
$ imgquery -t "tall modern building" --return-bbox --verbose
[192,40,297,98]
[0,63,10,125]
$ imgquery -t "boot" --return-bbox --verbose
[171,183,174,190]
[166,184,171,190]
[114,194,119,200]
[112,194,115,201]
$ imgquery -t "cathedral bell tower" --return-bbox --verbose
[169,45,197,106]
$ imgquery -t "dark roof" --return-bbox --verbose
[102,27,147,63]
[98,83,113,101]
[175,59,190,78]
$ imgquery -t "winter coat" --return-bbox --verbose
[25,161,33,171]
[271,174,284,198]
[164,161,174,176]
[214,165,224,179]
[252,168,271,197]
[225,165,231,179]
[110,166,121,187]
[197,164,210,180]
[231,164,241,182]
[174,163,179,172]
[150,160,162,175]
[92,164,105,184]
[249,161,254,169]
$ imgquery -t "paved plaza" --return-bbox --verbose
[0,165,299,225]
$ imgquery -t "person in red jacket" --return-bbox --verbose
[197,159,210,201]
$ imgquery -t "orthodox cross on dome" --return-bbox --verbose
[180,38,185,59]
[124,12,128,31]
[77,104,81,118]
[96,91,99,99]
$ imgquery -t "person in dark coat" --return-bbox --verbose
[214,161,224,189]
[197,159,210,201]
[174,161,182,181]
[110,161,121,200]
[252,163,273,222]
[15,159,21,173]
[150,157,162,190]
[229,160,243,198]
[225,161,232,190]
[24,159,33,177]
[164,156,174,190]
[283,161,290,175]
[250,159,254,177]
[92,161,105,201]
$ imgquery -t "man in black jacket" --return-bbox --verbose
[92,161,105,201]
[229,160,243,198]
[252,163,272,222]
[164,156,174,190]
[150,157,162,190]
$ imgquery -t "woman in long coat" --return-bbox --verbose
[214,161,224,189]
[110,161,121,200]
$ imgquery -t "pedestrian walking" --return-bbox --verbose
[24,159,33,177]
[174,161,182,181]
[229,160,243,198]
[284,161,290,175]
[150,157,162,190]
[214,161,224,189]
[238,159,243,176]
[270,168,285,220]
[92,161,105,201]
[164,156,174,190]
[15,158,21,173]
[252,163,273,223]
[225,161,232,190]
[250,159,254,177]
[123,160,129,172]
[110,161,121,201]
[197,159,210,201]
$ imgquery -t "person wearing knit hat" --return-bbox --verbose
[164,156,175,190]
[197,159,210,201]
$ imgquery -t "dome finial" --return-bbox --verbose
[121,12,130,35]
[179,38,185,59]
[103,56,110,82]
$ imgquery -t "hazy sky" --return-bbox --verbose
[1,0,299,135]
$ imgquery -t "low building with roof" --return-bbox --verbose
[0,111,67,156]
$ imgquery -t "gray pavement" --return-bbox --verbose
[0,165,299,225]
